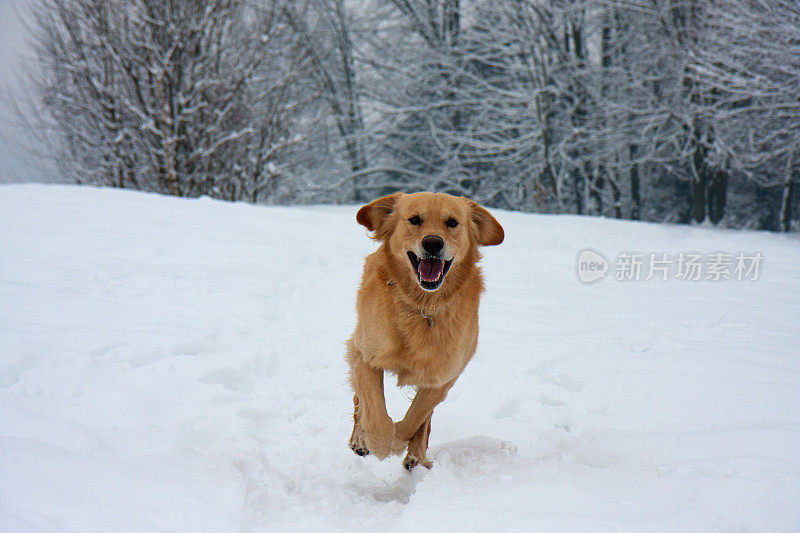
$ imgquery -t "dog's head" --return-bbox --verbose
[357,192,504,292]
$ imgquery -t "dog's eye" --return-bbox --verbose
[409,216,421,225]
[446,218,458,228]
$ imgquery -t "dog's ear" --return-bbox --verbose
[356,192,403,239]
[467,200,504,246]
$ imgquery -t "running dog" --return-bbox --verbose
[347,191,504,469]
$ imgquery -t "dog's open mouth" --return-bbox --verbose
[407,251,453,291]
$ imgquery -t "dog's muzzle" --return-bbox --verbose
[407,251,453,291]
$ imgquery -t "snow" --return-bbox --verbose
[1,184,799,532]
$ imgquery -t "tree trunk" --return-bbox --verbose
[630,145,640,220]
[443,0,467,194]
[610,175,621,218]
[707,170,727,224]
[599,14,619,219]
[691,176,705,223]
[589,166,604,216]
[573,168,584,215]
[444,0,459,47]
[335,0,367,202]
[569,19,588,216]
[690,126,707,223]
[780,173,796,232]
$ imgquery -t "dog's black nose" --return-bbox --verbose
[421,235,444,255]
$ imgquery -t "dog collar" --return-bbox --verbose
[386,279,435,328]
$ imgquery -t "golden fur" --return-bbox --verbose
[346,192,504,469]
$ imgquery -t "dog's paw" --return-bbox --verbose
[364,433,392,460]
[403,453,433,471]
[363,416,395,460]
[351,444,369,456]
[349,426,369,457]
[349,429,369,457]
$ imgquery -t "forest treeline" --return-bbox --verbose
[22,0,800,230]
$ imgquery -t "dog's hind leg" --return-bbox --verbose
[349,395,369,456]
[403,412,433,470]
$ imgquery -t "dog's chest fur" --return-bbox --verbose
[353,253,482,388]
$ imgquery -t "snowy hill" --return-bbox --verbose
[1,184,799,531]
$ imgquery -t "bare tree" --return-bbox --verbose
[24,0,311,201]
[284,0,370,202]
[16,0,798,230]
[691,0,800,231]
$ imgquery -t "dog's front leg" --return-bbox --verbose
[349,354,395,459]
[394,379,455,445]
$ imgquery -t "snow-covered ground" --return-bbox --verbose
[1,184,798,532]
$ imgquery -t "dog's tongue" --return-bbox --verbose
[418,258,444,282]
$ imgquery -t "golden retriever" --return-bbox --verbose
[346,192,504,470]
